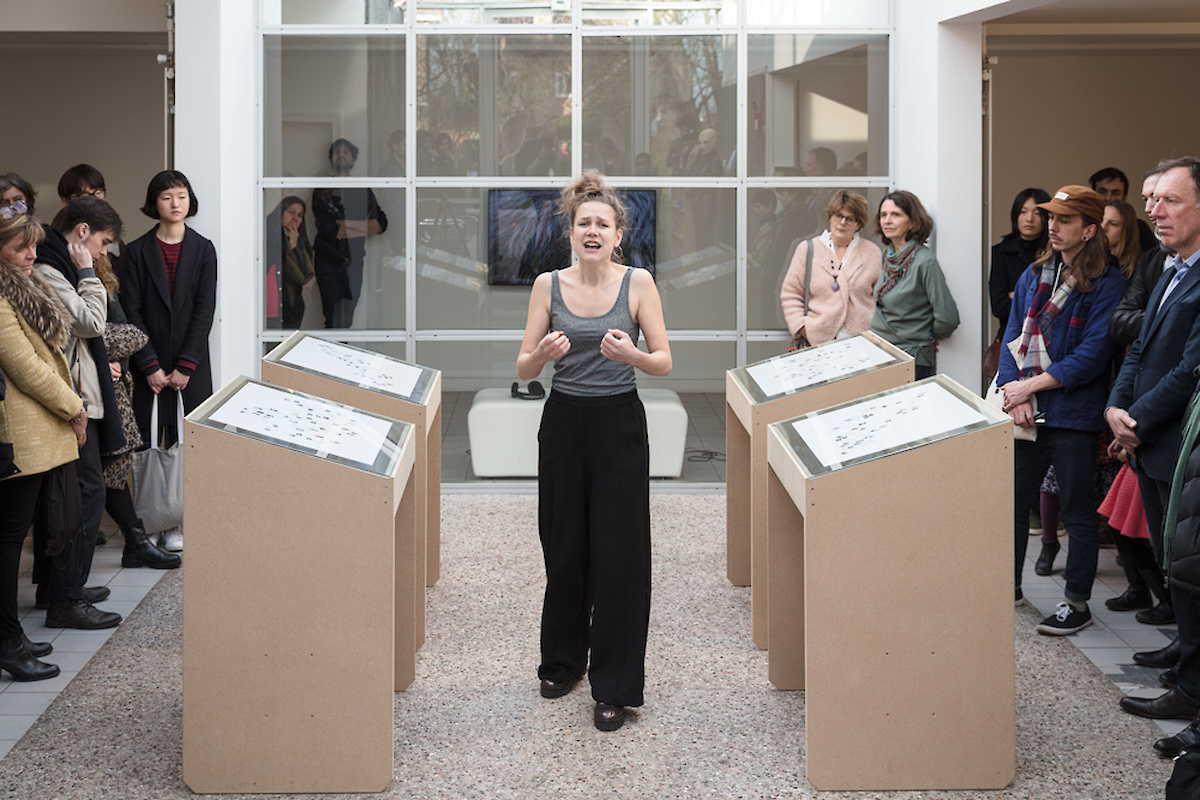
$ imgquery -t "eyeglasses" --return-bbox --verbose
[831,213,858,225]
[69,188,105,200]
[0,199,28,220]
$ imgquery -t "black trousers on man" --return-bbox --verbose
[537,389,651,708]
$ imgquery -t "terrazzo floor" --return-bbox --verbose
[0,495,1181,798]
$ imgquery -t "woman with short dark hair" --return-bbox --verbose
[119,171,217,553]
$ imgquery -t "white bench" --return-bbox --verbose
[467,387,689,478]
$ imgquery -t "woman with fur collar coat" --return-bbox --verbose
[0,208,87,682]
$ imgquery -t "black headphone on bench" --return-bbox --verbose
[511,380,545,400]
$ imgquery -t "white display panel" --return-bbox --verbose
[746,337,894,398]
[791,382,987,470]
[208,381,394,469]
[280,336,423,399]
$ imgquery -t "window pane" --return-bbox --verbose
[278,0,405,24]
[414,1,569,25]
[639,340,733,393]
[746,35,888,178]
[414,188,502,328]
[745,185,886,331]
[417,34,570,178]
[264,187,406,330]
[264,36,406,178]
[414,340,526,388]
[745,0,888,27]
[582,35,735,179]
[582,0,736,26]
[656,187,735,329]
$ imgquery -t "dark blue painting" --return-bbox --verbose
[487,188,656,285]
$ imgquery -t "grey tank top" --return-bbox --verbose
[549,267,641,396]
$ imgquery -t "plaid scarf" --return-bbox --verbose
[1012,259,1074,377]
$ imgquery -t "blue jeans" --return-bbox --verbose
[1014,428,1099,602]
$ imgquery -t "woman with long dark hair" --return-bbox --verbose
[517,173,671,732]
[265,196,314,328]
[990,188,1051,326]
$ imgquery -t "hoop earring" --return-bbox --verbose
[614,243,623,260]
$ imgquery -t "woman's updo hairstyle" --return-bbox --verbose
[559,172,628,232]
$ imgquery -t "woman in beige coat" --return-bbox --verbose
[780,190,882,347]
[0,205,86,681]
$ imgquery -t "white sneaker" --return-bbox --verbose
[161,527,183,552]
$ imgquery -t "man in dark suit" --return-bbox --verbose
[1106,157,1200,752]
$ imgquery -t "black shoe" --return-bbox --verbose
[1155,718,1200,757]
[540,676,581,699]
[1015,587,1025,607]
[1036,602,1092,635]
[0,635,60,681]
[1105,587,1153,612]
[1134,638,1181,668]
[1119,686,1200,720]
[120,522,182,569]
[1034,540,1061,576]
[594,702,626,731]
[21,633,51,658]
[84,586,110,604]
[45,599,121,630]
[1136,603,1175,626]
[1161,669,1179,689]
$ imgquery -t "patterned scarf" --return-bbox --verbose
[876,240,918,303]
[1013,259,1074,377]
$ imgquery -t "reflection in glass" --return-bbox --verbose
[279,0,405,25]
[264,188,406,331]
[745,0,888,28]
[582,0,735,26]
[582,36,734,180]
[412,1,568,25]
[264,36,406,178]
[745,186,886,331]
[746,35,888,178]
[414,188,507,329]
[654,187,735,329]
[417,34,570,177]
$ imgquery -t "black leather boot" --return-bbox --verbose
[120,521,182,569]
[1034,540,1060,576]
[21,632,51,658]
[0,634,60,681]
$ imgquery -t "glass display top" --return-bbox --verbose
[729,335,905,403]
[769,376,1010,478]
[187,377,412,477]
[263,333,437,405]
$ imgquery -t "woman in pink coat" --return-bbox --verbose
[780,190,883,348]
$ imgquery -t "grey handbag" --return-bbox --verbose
[132,393,185,534]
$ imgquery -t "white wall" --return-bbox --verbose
[988,46,1200,241]
[0,46,165,232]
[0,0,165,32]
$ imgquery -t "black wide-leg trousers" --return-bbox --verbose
[537,389,651,708]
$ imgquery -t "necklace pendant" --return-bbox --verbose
[831,279,840,291]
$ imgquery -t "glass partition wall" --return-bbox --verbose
[261,0,891,482]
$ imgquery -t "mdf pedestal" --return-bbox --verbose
[726,331,912,649]
[765,377,1014,791]
[182,378,416,794]
[263,332,441,651]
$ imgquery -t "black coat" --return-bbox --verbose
[1109,245,1170,347]
[119,225,217,438]
[1164,391,1200,594]
[1108,261,1200,482]
[988,234,1041,325]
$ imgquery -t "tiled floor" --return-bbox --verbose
[0,533,171,759]
[1022,529,1186,739]
[0,493,1189,763]
[440,390,728,485]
